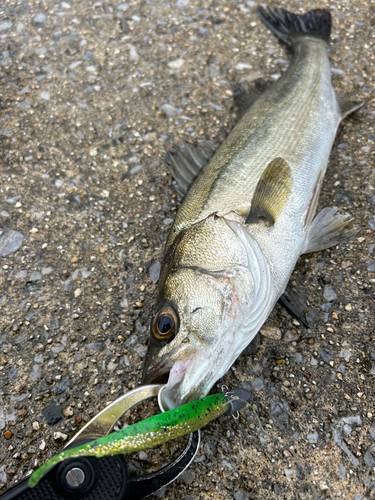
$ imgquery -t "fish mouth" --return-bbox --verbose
[142,364,171,385]
[142,341,196,406]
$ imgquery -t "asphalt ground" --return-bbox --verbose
[0,1,374,499]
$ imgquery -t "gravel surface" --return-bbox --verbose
[0,1,374,499]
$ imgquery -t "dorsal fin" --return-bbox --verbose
[232,79,272,119]
[246,157,292,226]
[164,135,225,195]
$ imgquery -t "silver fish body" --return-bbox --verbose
[171,37,338,297]
[142,7,360,409]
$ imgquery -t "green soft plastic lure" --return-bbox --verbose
[29,391,245,488]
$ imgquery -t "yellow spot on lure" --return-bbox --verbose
[29,389,249,488]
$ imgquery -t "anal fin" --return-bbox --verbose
[246,157,292,226]
[302,207,357,254]
[338,97,365,120]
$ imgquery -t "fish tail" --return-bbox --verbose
[257,6,331,46]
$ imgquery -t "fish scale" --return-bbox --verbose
[173,40,336,242]
[142,6,361,409]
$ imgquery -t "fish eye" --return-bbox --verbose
[152,306,178,341]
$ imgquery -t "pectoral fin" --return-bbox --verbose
[302,207,357,254]
[246,157,292,226]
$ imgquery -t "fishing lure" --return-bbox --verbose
[29,389,250,488]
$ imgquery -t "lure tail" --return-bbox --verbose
[257,6,331,46]
[28,448,76,488]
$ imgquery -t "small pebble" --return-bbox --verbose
[339,349,352,358]
[158,103,182,117]
[364,445,375,466]
[320,481,329,491]
[333,428,359,467]
[64,279,74,292]
[154,487,167,498]
[342,415,362,427]
[222,459,235,469]
[343,424,352,435]
[0,230,25,257]
[284,330,299,342]
[128,44,139,61]
[29,271,42,281]
[167,58,185,69]
[307,433,319,444]
[42,400,63,425]
[0,22,12,32]
[149,260,161,284]
[54,431,68,441]
[62,406,74,418]
[260,324,282,340]
[253,377,265,392]
[33,13,47,23]
[320,347,333,363]
[0,467,6,484]
[180,469,195,485]
[234,491,249,500]
[324,284,337,302]
[30,364,41,382]
[235,63,253,70]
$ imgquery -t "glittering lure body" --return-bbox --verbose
[142,6,362,408]
[29,392,231,488]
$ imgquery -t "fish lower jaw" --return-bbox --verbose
[168,356,193,385]
[161,356,196,409]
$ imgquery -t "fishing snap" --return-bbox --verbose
[157,385,168,413]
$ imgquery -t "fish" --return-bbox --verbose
[28,388,250,488]
[142,6,363,409]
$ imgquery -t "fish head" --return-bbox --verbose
[142,216,272,408]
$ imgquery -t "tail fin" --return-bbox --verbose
[257,6,331,46]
